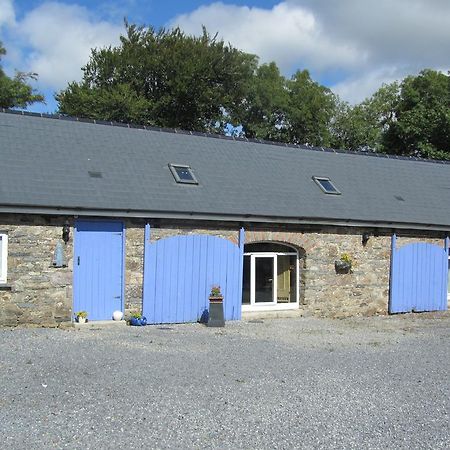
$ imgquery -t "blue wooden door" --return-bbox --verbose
[389,235,448,313]
[143,226,244,324]
[73,220,124,321]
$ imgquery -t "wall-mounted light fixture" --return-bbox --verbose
[362,232,370,246]
[62,220,70,245]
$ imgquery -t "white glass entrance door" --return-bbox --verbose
[254,255,276,304]
[242,244,299,311]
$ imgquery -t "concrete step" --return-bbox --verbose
[242,309,307,321]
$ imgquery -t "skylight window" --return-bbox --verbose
[312,176,341,195]
[169,164,198,184]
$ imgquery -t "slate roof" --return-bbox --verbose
[1,109,450,230]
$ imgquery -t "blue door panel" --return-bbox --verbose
[143,227,244,324]
[74,221,124,321]
[389,235,447,313]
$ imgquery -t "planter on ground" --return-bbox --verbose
[207,296,225,327]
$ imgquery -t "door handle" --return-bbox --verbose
[114,296,121,299]
[77,256,80,266]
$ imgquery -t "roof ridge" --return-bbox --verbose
[2,108,449,165]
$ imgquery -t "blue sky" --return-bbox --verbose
[1,0,449,113]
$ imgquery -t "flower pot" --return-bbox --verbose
[335,260,352,274]
[77,317,86,324]
[207,296,225,327]
[130,317,141,326]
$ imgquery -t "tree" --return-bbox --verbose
[0,42,44,109]
[331,82,399,152]
[235,62,289,141]
[382,70,450,159]
[236,67,337,146]
[332,70,450,160]
[285,70,337,146]
[57,24,257,132]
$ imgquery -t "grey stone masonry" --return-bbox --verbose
[0,214,73,326]
[0,213,447,326]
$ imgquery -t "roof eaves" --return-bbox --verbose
[1,204,450,232]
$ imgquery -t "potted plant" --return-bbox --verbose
[129,312,147,326]
[75,311,88,323]
[335,253,353,274]
[207,285,225,327]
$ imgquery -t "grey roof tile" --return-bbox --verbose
[1,110,450,228]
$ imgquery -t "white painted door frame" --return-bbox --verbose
[243,251,299,312]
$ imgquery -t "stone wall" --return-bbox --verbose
[123,220,145,315]
[0,213,447,326]
[245,228,391,317]
[0,214,73,326]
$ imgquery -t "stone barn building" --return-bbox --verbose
[0,110,449,326]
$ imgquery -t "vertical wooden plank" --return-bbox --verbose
[188,235,201,321]
[176,236,187,322]
[198,236,208,315]
[237,228,245,320]
[158,239,168,324]
[142,224,151,320]
[443,238,449,311]
[388,234,396,314]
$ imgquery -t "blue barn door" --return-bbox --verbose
[143,226,244,324]
[389,235,448,313]
[73,220,124,321]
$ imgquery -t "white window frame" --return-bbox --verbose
[0,234,8,284]
[242,250,299,312]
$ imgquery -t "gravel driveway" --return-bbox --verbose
[0,314,449,449]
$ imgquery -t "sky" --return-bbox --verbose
[0,0,449,114]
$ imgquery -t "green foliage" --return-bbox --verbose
[210,285,221,297]
[57,24,257,132]
[382,70,450,159]
[131,312,142,319]
[236,62,289,141]
[236,66,337,146]
[331,83,400,152]
[340,253,353,266]
[56,22,448,160]
[75,311,88,318]
[0,42,44,109]
[285,70,337,146]
[332,70,449,160]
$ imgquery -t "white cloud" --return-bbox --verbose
[331,68,403,104]
[291,0,450,68]
[170,2,365,74]
[0,0,15,29]
[1,0,449,105]
[1,1,121,90]
[171,0,450,103]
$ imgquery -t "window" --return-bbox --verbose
[0,234,8,284]
[312,176,341,194]
[242,242,299,309]
[169,164,198,184]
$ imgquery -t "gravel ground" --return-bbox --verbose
[0,313,449,450]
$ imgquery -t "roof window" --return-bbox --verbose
[312,176,341,195]
[169,164,198,184]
